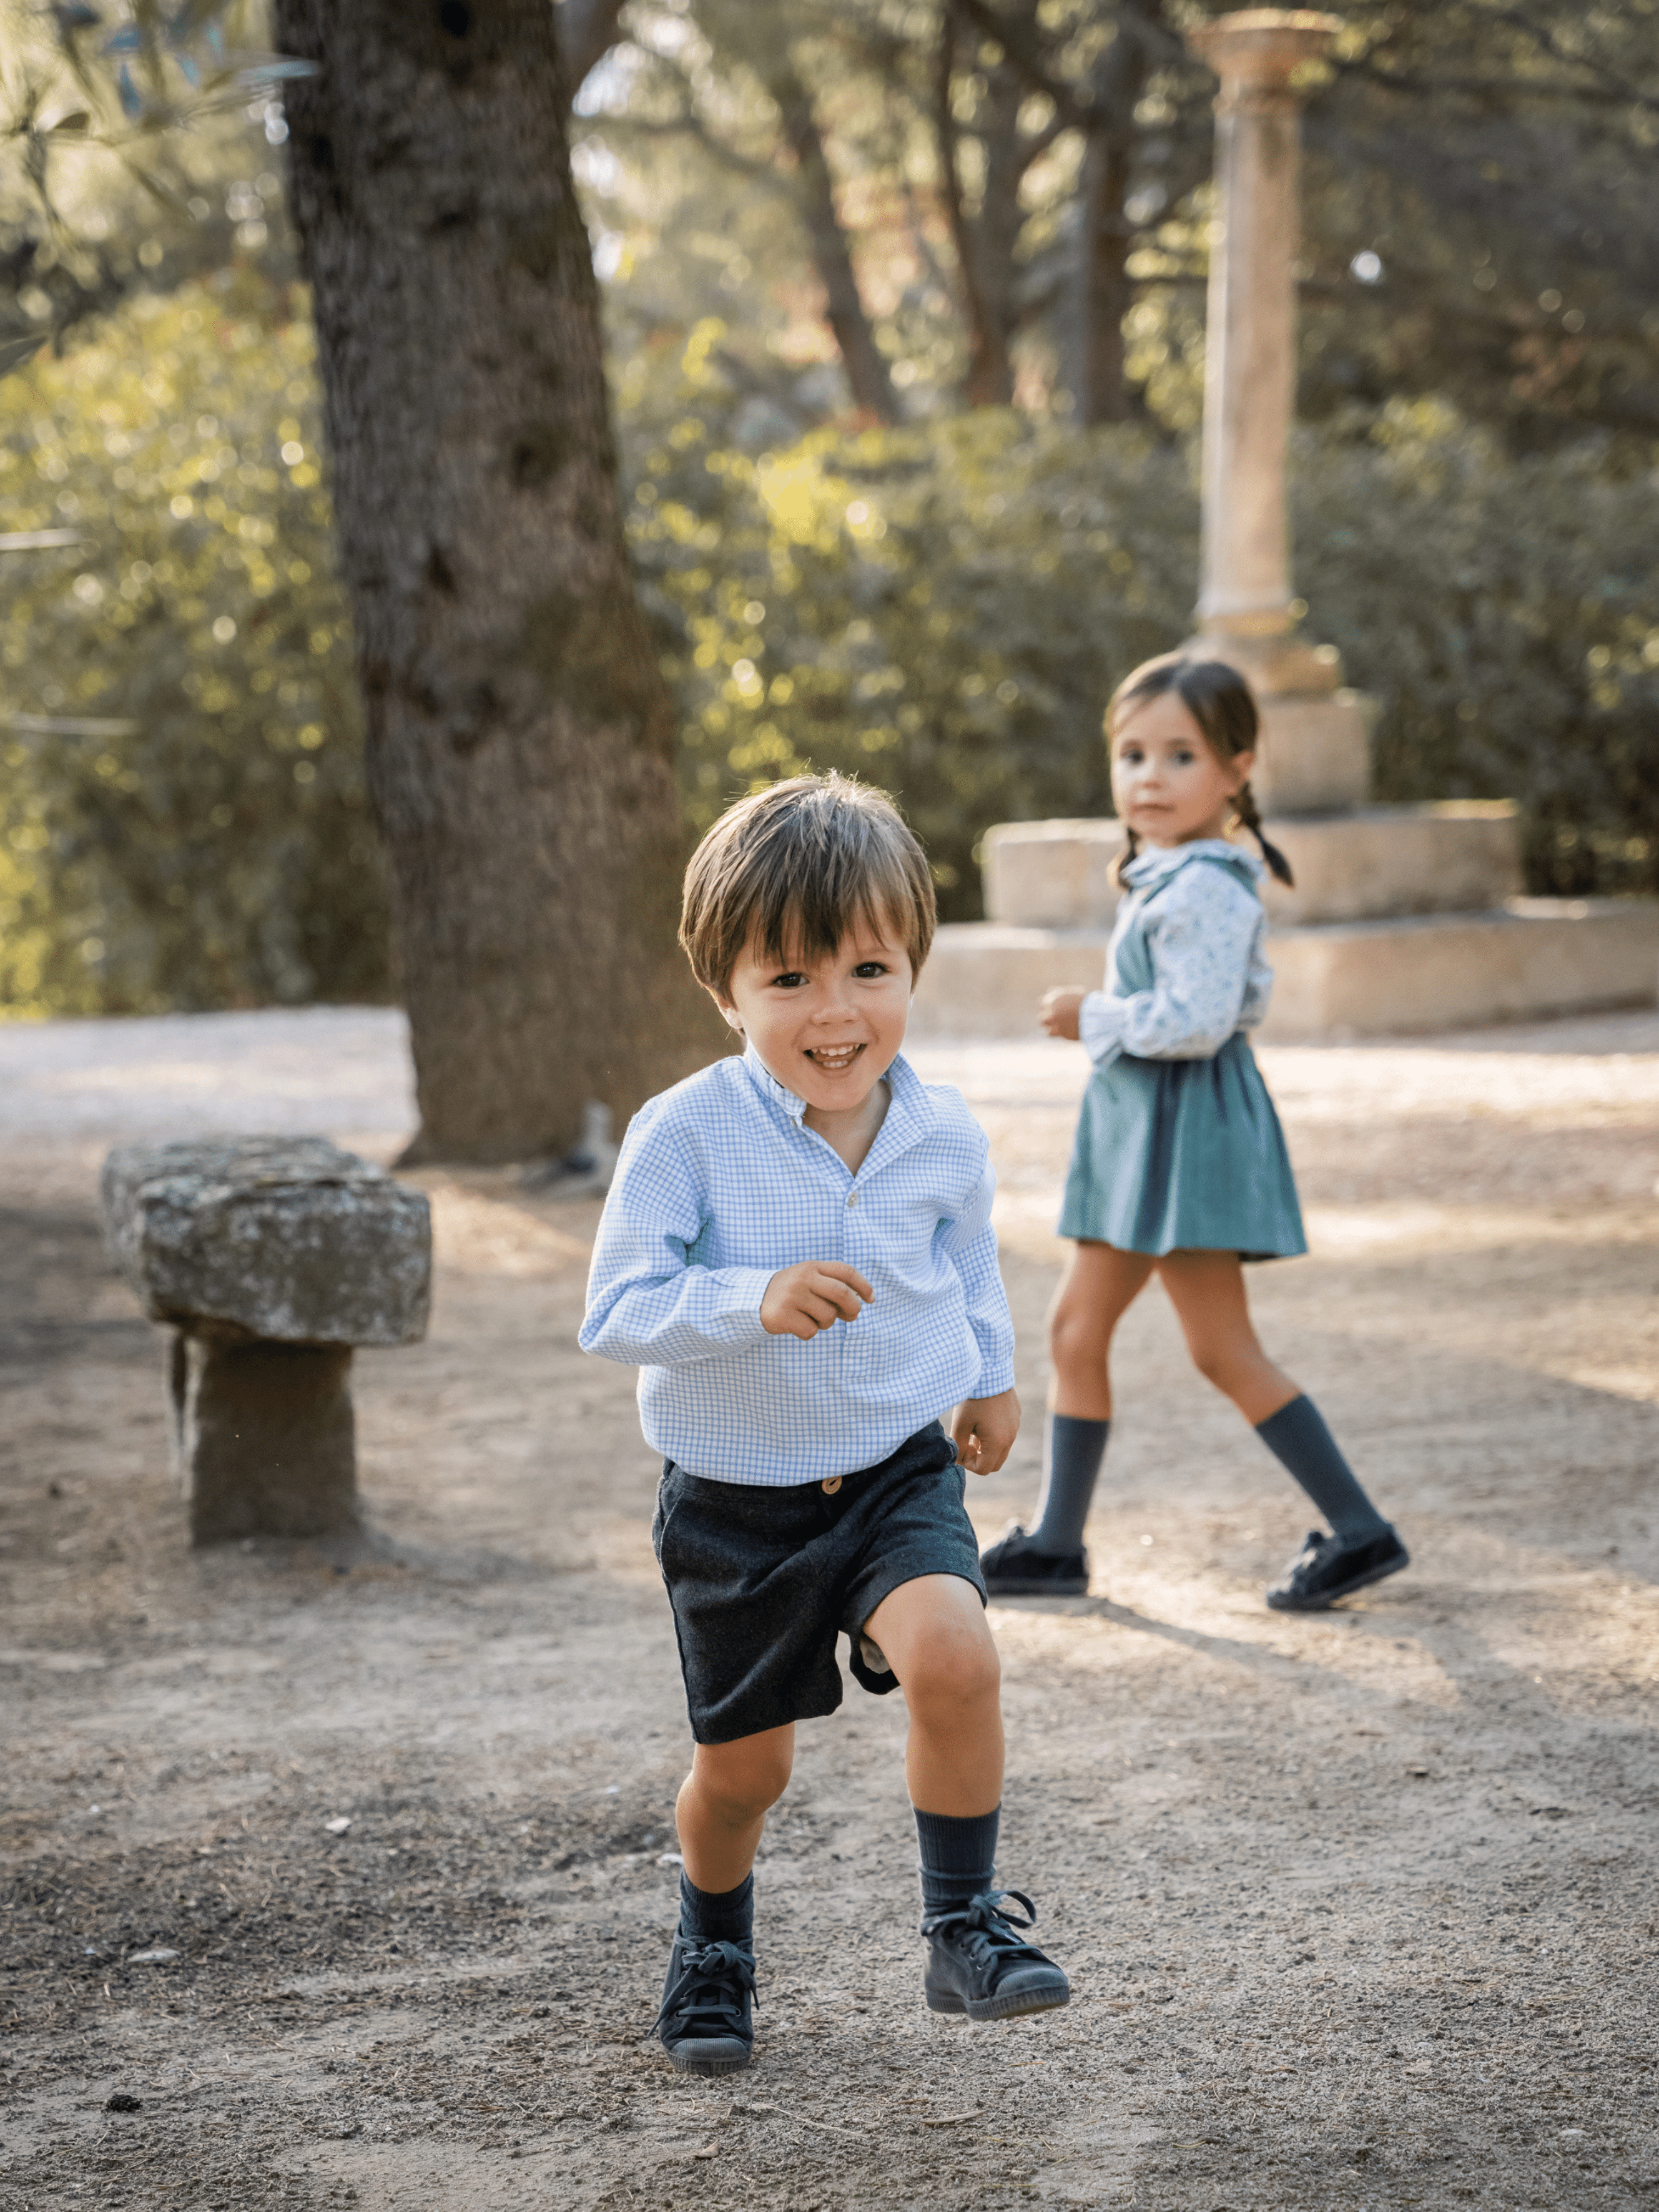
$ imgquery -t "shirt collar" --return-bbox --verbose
[1122,837,1264,890]
[739,1039,930,1142]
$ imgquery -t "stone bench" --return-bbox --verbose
[101,1136,431,1546]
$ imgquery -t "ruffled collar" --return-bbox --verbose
[1120,836,1264,891]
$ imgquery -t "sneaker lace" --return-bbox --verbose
[653,1939,757,2040]
[920,1886,1048,1967]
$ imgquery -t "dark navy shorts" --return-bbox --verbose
[651,1420,987,1746]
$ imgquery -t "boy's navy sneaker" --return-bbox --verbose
[654,1932,756,2074]
[922,1887,1071,2022]
[979,1523,1090,1598]
[1266,1525,1409,1612]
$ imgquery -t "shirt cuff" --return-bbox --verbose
[715,1267,779,1342]
[1076,990,1125,1068]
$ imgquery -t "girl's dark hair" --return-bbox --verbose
[1105,651,1294,888]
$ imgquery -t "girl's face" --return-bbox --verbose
[1109,691,1253,850]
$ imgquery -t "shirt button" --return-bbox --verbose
[846,1191,859,1209]
[822,1475,842,1494]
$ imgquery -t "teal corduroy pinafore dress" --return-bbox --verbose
[1056,863,1307,1262]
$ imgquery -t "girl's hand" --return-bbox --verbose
[952,1388,1021,1475]
[1039,986,1087,1040]
[761,1260,874,1341]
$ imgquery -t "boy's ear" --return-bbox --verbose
[705,983,744,1034]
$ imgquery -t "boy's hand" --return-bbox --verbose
[761,1261,874,1342]
[952,1388,1021,1476]
[1040,987,1087,1040]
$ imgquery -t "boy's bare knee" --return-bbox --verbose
[688,1741,790,1829]
[904,1634,1000,1716]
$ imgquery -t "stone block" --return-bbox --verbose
[908,900,1659,1043]
[169,1336,358,1545]
[102,1134,430,1346]
[1251,689,1371,815]
[983,804,1522,931]
[982,820,1128,930]
[102,1135,431,1546]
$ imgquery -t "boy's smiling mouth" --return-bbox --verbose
[806,1043,864,1072]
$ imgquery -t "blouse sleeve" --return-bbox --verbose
[1078,865,1261,1068]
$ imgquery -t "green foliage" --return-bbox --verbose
[626,325,1659,912]
[0,270,386,1016]
[1293,402,1659,896]
[624,320,1194,916]
[4,293,1654,1023]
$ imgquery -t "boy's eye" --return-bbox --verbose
[770,971,807,990]
[852,961,889,980]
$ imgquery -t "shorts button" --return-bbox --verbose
[821,1475,842,1494]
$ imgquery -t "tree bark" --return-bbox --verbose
[1074,2,1163,425]
[272,0,706,1162]
[933,4,1015,407]
[758,41,901,424]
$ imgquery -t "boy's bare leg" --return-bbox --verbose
[865,1571,1069,2018]
[862,1575,1002,1814]
[676,1724,794,1893]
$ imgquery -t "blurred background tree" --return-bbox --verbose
[1,0,1655,1040]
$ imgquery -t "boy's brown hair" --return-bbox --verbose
[680,774,936,998]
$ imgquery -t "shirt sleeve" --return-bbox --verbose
[935,1157,1017,1397]
[1078,865,1260,1068]
[578,1113,774,1366]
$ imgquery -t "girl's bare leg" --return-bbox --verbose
[1153,1250,1301,1425]
[1047,1240,1155,1420]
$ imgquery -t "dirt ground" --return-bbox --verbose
[1,1005,1657,2212]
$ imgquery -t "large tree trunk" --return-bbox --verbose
[272,0,706,1163]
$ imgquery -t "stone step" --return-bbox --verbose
[909,899,1659,1043]
[984,802,1524,930]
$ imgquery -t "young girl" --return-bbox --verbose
[980,652,1409,1613]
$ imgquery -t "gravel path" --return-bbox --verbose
[1,1005,1656,2211]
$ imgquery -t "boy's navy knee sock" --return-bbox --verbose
[914,1806,1000,1915]
[678,1869,754,1950]
[1029,1414,1109,1556]
[1254,1395,1387,1541]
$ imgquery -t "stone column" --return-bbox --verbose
[1188,9,1368,814]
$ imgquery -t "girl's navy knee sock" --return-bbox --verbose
[1029,1413,1109,1556]
[1254,1395,1386,1540]
[914,1805,1000,1914]
[678,1869,754,1949]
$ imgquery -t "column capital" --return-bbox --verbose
[1188,9,1341,95]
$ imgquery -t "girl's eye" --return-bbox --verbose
[1171,748,1194,765]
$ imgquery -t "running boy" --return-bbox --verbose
[580,773,1070,2075]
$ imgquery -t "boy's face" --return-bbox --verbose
[714,915,914,1117]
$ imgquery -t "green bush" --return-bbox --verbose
[0,270,387,1016]
[626,328,1659,908]
[1292,401,1659,896]
[2,300,1653,1023]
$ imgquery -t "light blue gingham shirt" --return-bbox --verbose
[1078,840,1273,1069]
[579,1044,1016,1485]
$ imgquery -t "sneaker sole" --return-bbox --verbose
[927,1982,1071,2023]
[1265,1546,1410,1613]
[983,1578,1090,1598]
[663,2040,752,2075]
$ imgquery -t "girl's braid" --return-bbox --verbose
[1232,780,1295,887]
[1115,821,1141,886]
